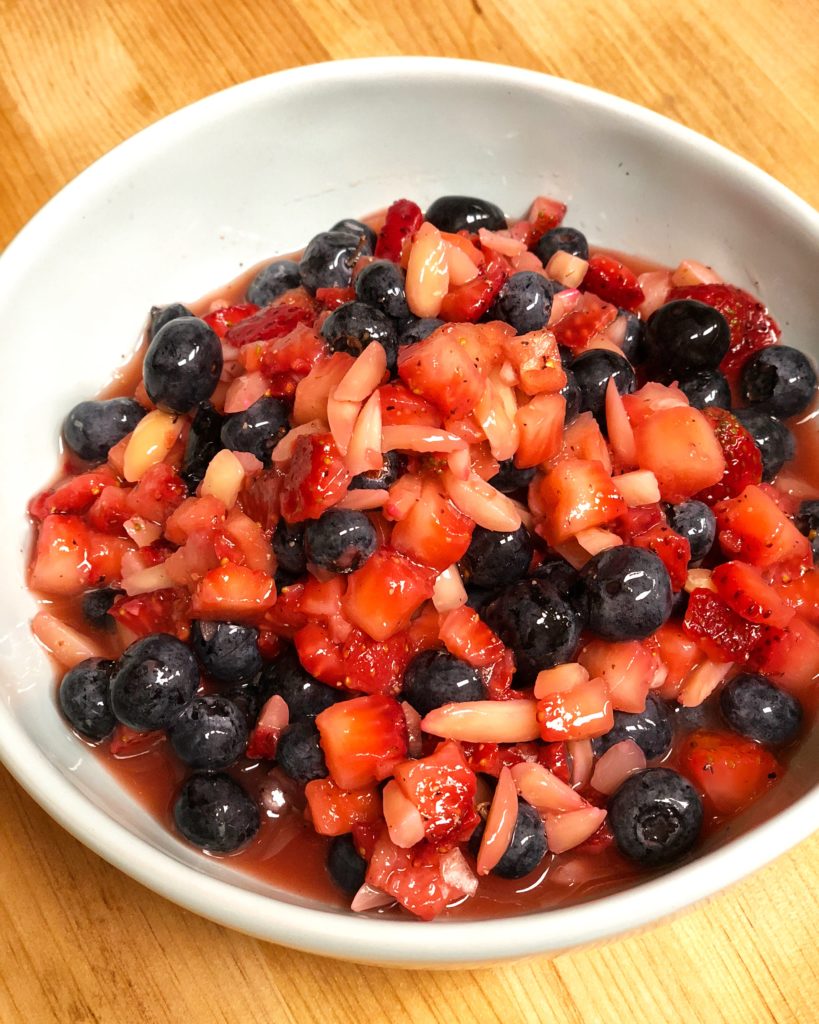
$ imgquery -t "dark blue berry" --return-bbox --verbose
[740,345,817,418]
[488,459,536,495]
[272,520,307,576]
[795,500,819,562]
[609,768,702,866]
[149,302,192,339]
[63,398,146,463]
[110,633,199,731]
[220,395,289,467]
[327,834,367,894]
[330,218,376,253]
[276,720,327,782]
[671,699,715,732]
[665,500,716,563]
[719,673,802,746]
[304,509,377,574]
[321,301,398,372]
[169,695,248,770]
[262,648,344,720]
[532,226,588,264]
[645,300,730,377]
[227,677,265,726]
[677,369,732,410]
[593,695,673,761]
[143,317,222,414]
[81,587,121,631]
[59,658,117,741]
[173,773,259,853]
[492,271,555,334]
[580,546,672,640]
[350,450,406,491]
[246,259,301,306]
[530,558,584,611]
[190,620,263,684]
[465,586,495,613]
[670,587,690,619]
[734,407,795,482]
[425,195,506,233]
[571,349,636,424]
[617,311,645,364]
[469,800,547,879]
[401,649,485,717]
[355,260,409,319]
[299,230,364,293]
[460,525,534,589]
[180,402,225,493]
[483,579,583,685]
[398,317,444,346]
[560,364,582,423]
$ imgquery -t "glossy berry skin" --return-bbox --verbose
[609,768,703,866]
[560,364,582,422]
[180,402,225,493]
[190,620,263,684]
[795,500,819,562]
[488,459,536,495]
[398,317,444,346]
[460,525,534,589]
[149,302,192,339]
[304,509,377,574]
[665,500,716,563]
[645,299,730,378]
[618,311,645,363]
[272,520,307,576]
[740,345,817,418]
[81,587,120,630]
[580,546,672,641]
[110,633,199,731]
[169,695,248,770]
[246,259,301,306]
[143,316,223,414]
[321,301,398,371]
[331,218,376,253]
[63,398,146,463]
[531,558,584,606]
[327,834,367,894]
[677,369,732,410]
[299,229,363,293]
[355,260,409,319]
[719,673,802,746]
[593,694,673,761]
[262,648,344,720]
[465,586,495,613]
[401,649,486,717]
[173,772,259,853]
[532,225,589,265]
[492,271,555,335]
[228,677,265,726]
[571,349,636,422]
[220,395,289,466]
[469,800,547,879]
[276,720,327,782]
[425,195,507,233]
[59,658,117,741]
[734,407,795,482]
[483,579,583,685]
[350,450,406,491]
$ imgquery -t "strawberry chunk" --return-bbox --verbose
[203,302,259,338]
[316,694,408,790]
[394,740,480,848]
[191,563,276,619]
[279,433,351,523]
[582,254,644,311]
[682,588,781,664]
[375,199,423,263]
[397,324,487,420]
[747,615,819,691]
[633,406,726,503]
[551,292,618,351]
[126,463,187,524]
[110,587,191,639]
[294,623,417,696]
[714,484,812,570]
[632,523,691,591]
[304,778,382,836]
[695,407,762,505]
[377,382,442,428]
[646,621,702,699]
[680,730,780,814]
[438,606,505,667]
[315,286,356,310]
[29,514,93,595]
[30,468,119,519]
[536,677,614,741]
[535,459,626,544]
[438,250,508,323]
[224,302,314,347]
[391,478,474,570]
[712,560,795,628]
[365,835,474,920]
[342,548,437,641]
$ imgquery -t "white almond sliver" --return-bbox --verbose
[123,409,183,483]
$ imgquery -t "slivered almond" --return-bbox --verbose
[421,700,540,743]
[201,448,245,509]
[477,766,519,875]
[334,343,388,403]
[123,410,183,482]
[406,222,449,317]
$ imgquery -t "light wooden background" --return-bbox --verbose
[2,1,818,1021]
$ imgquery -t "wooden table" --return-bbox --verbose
[2,1,818,1020]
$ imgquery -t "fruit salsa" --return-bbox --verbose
[28,194,819,921]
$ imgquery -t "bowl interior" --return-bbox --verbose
[0,58,817,963]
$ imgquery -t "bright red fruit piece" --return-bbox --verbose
[294,623,417,695]
[365,835,473,921]
[680,730,780,813]
[438,250,508,323]
[164,495,226,544]
[515,393,566,468]
[304,778,382,836]
[394,740,479,847]
[695,407,762,505]
[279,433,351,523]
[536,677,614,741]
[397,325,487,419]
[342,548,437,641]
[256,324,326,382]
[316,694,408,790]
[502,329,566,396]
[29,514,93,595]
[111,588,191,639]
[203,302,259,338]
[377,382,442,427]
[191,563,276,619]
[682,588,780,663]
[774,569,819,625]
[87,485,133,534]
[30,468,119,519]
[375,199,423,263]
[711,560,795,628]
[582,254,644,311]
[225,302,314,347]
[714,485,812,570]
[438,606,505,667]
[535,458,626,544]
[391,478,474,570]
[748,615,819,691]
[126,463,187,524]
[632,523,691,591]
[633,406,726,503]
[315,286,356,310]
[551,292,618,351]
[647,622,702,699]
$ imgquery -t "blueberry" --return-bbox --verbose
[645,300,730,377]
[719,673,802,746]
[169,695,248,770]
[63,398,146,463]
[795,500,819,562]
[272,520,307,576]
[110,633,199,731]
[303,509,377,574]
[483,579,583,685]
[665,500,716,563]
[488,459,536,495]
[532,226,589,264]
[669,587,690,619]
[425,195,506,233]
[734,407,795,482]
[58,658,117,741]
[220,395,289,467]
[180,402,225,493]
[560,364,582,423]
[492,272,555,334]
[672,699,715,732]
[530,558,584,611]
[469,800,547,879]
[609,768,702,866]
[350,450,406,491]
[398,317,444,346]
[465,586,495,613]
[355,260,409,319]
[262,648,344,720]
[677,369,732,410]
[227,677,265,726]
[571,349,636,424]
[190,620,263,684]
[276,720,327,782]
[401,649,485,717]
[299,230,363,293]
[580,546,672,640]
[327,834,367,895]
[149,302,192,339]
[143,317,223,414]
[173,772,259,853]
[246,259,301,306]
[321,301,398,372]
[330,218,376,253]
[594,695,673,761]
[460,525,534,589]
[740,345,817,418]
[81,587,121,631]
[617,311,645,364]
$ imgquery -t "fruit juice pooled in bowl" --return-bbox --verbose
[28,193,819,920]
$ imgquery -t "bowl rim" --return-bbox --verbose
[1,55,817,965]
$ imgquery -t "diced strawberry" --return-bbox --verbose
[29,468,119,519]
[536,677,614,741]
[748,615,819,691]
[87,485,133,534]
[342,548,437,641]
[85,532,135,585]
[714,485,812,570]
[439,250,508,323]
[712,560,795,628]
[375,199,423,263]
[29,515,93,595]
[562,412,612,473]
[110,587,191,639]
[377,382,442,428]
[525,197,567,244]
[621,381,688,428]
[391,478,474,570]
[397,324,487,420]
[515,393,566,468]
[540,740,572,785]
[239,469,282,533]
[191,563,276,619]
[224,302,314,348]
[633,406,726,503]
[365,834,473,920]
[578,638,656,713]
[438,606,505,667]
[315,286,356,310]
[551,292,619,351]
[126,463,187,524]
[481,648,524,701]
[316,694,408,790]
[695,408,763,505]
[581,254,644,311]
[254,323,326,382]
[774,568,819,625]
[304,778,382,836]
[632,523,691,591]
[683,588,780,664]
[616,502,665,540]
[535,459,626,544]
[680,730,780,814]
[575,819,615,855]
[393,740,480,848]
[646,621,702,699]
[203,302,259,338]
[164,495,226,545]
[502,328,566,396]
[293,622,417,695]
[245,694,289,760]
[279,433,351,523]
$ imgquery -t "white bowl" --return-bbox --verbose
[0,57,817,968]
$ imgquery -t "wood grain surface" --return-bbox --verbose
[2,1,818,1021]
